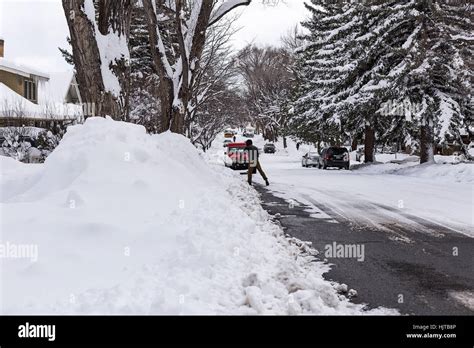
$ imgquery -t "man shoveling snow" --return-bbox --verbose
[245,139,269,187]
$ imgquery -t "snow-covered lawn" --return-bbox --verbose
[0,118,395,315]
[247,137,473,238]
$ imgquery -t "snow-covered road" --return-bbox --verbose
[250,139,474,239]
[225,136,474,314]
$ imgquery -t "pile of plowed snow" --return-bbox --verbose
[353,161,473,184]
[0,117,396,314]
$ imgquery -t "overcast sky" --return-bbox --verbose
[0,0,309,73]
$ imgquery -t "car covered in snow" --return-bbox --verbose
[263,143,276,154]
[223,139,232,147]
[301,152,319,167]
[243,126,255,138]
[319,147,350,170]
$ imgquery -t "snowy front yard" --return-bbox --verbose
[0,118,395,315]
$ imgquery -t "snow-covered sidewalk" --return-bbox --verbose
[0,118,395,315]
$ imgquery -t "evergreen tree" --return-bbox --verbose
[289,0,472,163]
[398,0,472,162]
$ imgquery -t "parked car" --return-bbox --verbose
[264,143,276,154]
[243,127,255,138]
[319,147,350,170]
[376,144,397,154]
[243,132,254,138]
[225,143,255,172]
[223,139,232,147]
[301,152,320,167]
[224,130,234,139]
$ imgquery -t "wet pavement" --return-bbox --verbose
[256,185,474,315]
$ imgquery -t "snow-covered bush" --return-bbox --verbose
[1,127,33,163]
[35,129,64,160]
[1,125,65,163]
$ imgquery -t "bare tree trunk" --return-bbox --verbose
[364,126,375,163]
[142,0,251,134]
[171,0,213,134]
[351,137,358,151]
[143,0,214,134]
[62,0,131,120]
[141,0,172,132]
[62,0,106,118]
[420,123,435,164]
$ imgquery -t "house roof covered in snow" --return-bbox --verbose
[0,57,49,79]
[0,81,82,119]
[39,70,79,104]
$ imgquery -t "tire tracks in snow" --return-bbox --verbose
[256,185,474,315]
[291,184,470,243]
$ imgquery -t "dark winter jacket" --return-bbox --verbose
[245,145,260,163]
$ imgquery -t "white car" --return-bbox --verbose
[302,152,320,167]
[223,139,232,147]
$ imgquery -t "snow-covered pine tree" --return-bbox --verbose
[292,1,428,162]
[399,0,473,162]
[333,1,422,162]
[290,0,472,163]
[365,0,472,162]
[289,1,346,150]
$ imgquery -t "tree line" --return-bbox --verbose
[60,1,472,162]
[62,0,258,143]
[287,0,473,163]
[61,0,261,149]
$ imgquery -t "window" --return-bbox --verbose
[23,79,37,102]
[328,148,348,155]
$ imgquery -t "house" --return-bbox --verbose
[0,38,83,129]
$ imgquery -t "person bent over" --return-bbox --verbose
[245,140,269,186]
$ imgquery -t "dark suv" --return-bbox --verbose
[319,147,350,170]
[263,143,276,154]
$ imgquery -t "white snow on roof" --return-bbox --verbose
[0,57,50,79]
[0,82,39,115]
[39,70,75,104]
[0,82,82,120]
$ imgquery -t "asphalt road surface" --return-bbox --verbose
[256,185,474,315]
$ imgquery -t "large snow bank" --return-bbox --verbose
[354,161,474,184]
[0,118,395,314]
